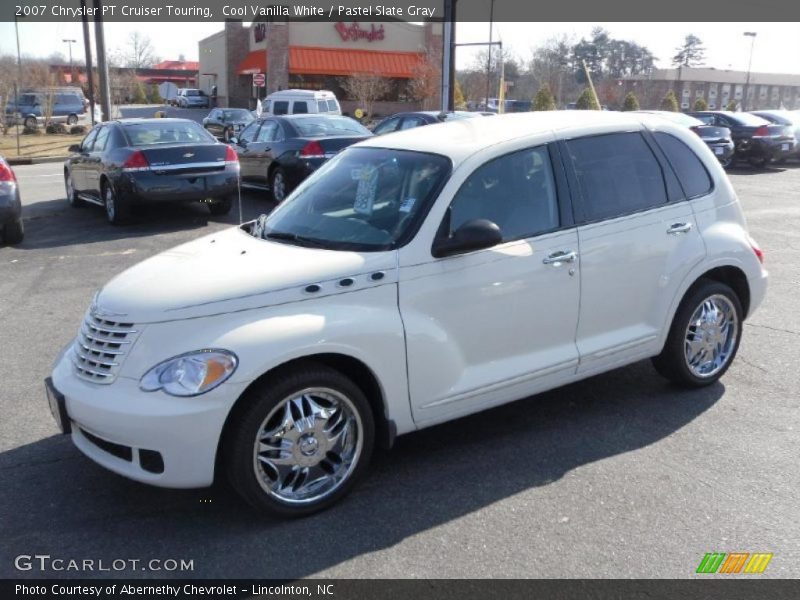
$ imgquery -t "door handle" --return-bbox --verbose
[667,222,692,235]
[543,250,577,265]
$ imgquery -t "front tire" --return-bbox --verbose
[270,166,289,203]
[66,114,78,125]
[652,280,743,388]
[65,171,84,207]
[2,218,24,244]
[24,117,36,129]
[224,362,375,517]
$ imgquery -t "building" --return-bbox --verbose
[198,20,442,115]
[622,67,800,111]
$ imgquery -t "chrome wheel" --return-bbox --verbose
[65,174,76,204]
[684,294,739,378]
[253,387,363,505]
[104,186,115,222]
[272,170,286,202]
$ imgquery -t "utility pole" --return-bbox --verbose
[80,0,95,124]
[441,0,456,111]
[63,38,76,79]
[743,31,757,111]
[14,13,22,154]
[93,0,112,121]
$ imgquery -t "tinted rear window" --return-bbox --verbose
[654,132,713,199]
[565,132,668,222]
[123,121,215,146]
[291,116,370,137]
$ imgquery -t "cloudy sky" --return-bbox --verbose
[1,21,799,75]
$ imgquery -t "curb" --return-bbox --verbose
[7,155,67,166]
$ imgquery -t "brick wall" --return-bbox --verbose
[267,23,289,95]
[225,21,250,108]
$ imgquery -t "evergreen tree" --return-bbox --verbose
[532,84,557,111]
[621,91,640,111]
[672,34,706,67]
[726,100,738,111]
[150,84,164,105]
[693,97,708,111]
[575,87,600,110]
[132,82,148,104]
[453,80,466,109]
[660,90,679,112]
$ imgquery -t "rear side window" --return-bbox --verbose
[565,132,667,222]
[292,101,308,114]
[653,132,713,199]
[317,100,327,113]
[273,101,289,115]
[327,99,339,112]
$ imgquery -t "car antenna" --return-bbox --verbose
[237,169,243,226]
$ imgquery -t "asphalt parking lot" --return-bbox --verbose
[1,160,799,579]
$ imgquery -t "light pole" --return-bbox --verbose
[743,31,757,111]
[63,38,76,82]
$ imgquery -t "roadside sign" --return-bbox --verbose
[354,108,364,119]
[253,73,265,87]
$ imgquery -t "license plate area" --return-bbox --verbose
[714,147,724,155]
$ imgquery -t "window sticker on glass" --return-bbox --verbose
[399,197,416,213]
[353,167,378,215]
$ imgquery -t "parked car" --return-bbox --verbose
[263,89,341,116]
[0,155,23,244]
[63,118,238,224]
[202,108,255,142]
[175,89,210,109]
[47,111,767,516]
[5,88,87,128]
[749,110,800,162]
[687,111,794,167]
[371,111,480,135]
[634,110,735,167]
[230,114,371,202]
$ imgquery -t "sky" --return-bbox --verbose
[1,21,799,75]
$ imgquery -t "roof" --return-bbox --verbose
[627,67,800,87]
[152,60,199,71]
[236,51,267,75]
[114,118,196,126]
[357,111,673,166]
[289,46,423,78]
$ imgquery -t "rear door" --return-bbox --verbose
[70,127,98,192]
[233,121,261,183]
[562,130,706,375]
[247,119,281,185]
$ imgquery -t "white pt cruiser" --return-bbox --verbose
[48,112,768,516]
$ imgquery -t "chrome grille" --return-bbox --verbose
[72,311,139,384]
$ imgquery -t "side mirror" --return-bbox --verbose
[229,137,239,145]
[68,144,81,153]
[432,218,503,258]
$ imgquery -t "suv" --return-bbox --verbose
[5,88,86,128]
[175,88,209,108]
[47,112,767,516]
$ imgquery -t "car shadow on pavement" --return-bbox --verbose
[725,165,790,176]
[8,195,272,251]
[0,360,723,579]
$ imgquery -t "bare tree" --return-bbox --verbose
[339,71,391,120]
[408,56,439,110]
[121,32,158,69]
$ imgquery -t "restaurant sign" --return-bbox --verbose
[334,22,386,42]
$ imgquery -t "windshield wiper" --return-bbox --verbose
[264,231,329,249]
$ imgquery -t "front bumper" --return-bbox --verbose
[116,169,239,204]
[50,349,249,488]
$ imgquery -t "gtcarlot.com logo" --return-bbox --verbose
[696,552,773,574]
[14,554,194,572]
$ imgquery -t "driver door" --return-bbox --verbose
[399,145,581,426]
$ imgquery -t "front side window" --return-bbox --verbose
[238,121,259,143]
[445,146,559,242]
[654,132,713,199]
[565,132,668,222]
[92,126,110,152]
[373,117,401,135]
[80,128,99,152]
[399,117,425,130]
[256,121,278,143]
[258,147,451,251]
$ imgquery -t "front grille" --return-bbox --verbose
[72,311,139,384]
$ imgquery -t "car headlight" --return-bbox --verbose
[140,350,238,397]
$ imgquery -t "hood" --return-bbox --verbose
[95,226,396,324]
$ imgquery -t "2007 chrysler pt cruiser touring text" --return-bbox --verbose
[47,112,768,516]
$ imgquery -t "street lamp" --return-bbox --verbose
[63,38,77,81]
[743,31,757,111]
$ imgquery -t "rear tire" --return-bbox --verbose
[24,117,36,129]
[102,181,131,225]
[224,362,375,517]
[66,114,78,125]
[208,197,232,216]
[749,155,769,169]
[2,218,24,245]
[652,280,743,388]
[270,167,289,203]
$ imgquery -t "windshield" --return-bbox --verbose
[124,121,216,146]
[292,116,371,137]
[222,109,253,121]
[255,147,451,251]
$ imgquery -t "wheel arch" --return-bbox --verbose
[214,352,395,482]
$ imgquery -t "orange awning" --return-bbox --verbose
[236,51,268,75]
[289,46,423,79]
